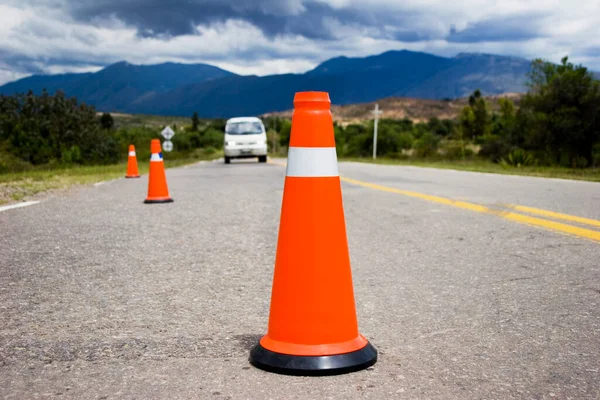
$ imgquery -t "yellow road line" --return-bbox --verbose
[268,159,600,243]
[340,177,600,243]
[499,204,600,228]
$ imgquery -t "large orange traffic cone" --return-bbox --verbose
[144,139,173,204]
[125,144,141,178]
[249,92,377,376]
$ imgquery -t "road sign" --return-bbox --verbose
[162,140,173,152]
[161,126,175,140]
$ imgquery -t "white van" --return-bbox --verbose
[223,117,268,164]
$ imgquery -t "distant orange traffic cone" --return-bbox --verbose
[125,145,141,178]
[144,139,173,204]
[249,92,377,376]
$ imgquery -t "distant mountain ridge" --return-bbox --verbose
[0,62,235,111]
[0,50,541,117]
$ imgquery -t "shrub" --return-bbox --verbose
[397,132,415,150]
[412,132,440,158]
[100,112,114,130]
[200,127,223,149]
[479,134,512,162]
[593,143,600,167]
[346,133,371,157]
[1,91,119,166]
[60,145,82,164]
[499,149,538,167]
[440,140,473,160]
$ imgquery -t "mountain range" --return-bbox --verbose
[0,50,535,118]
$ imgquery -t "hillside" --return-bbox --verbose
[1,50,534,117]
[0,62,235,111]
[263,93,524,124]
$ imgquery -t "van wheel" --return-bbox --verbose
[225,156,231,164]
[258,156,267,163]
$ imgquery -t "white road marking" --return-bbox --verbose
[94,178,120,187]
[0,201,41,213]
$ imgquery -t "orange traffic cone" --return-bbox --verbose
[125,144,141,178]
[144,139,173,204]
[249,92,377,376]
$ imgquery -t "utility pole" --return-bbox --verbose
[272,117,277,155]
[372,103,383,160]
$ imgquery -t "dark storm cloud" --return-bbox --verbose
[14,0,546,44]
[0,51,44,75]
[0,53,103,75]
[66,0,328,38]
[61,0,432,41]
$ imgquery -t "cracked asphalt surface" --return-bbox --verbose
[1,159,599,399]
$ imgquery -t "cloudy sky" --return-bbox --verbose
[0,0,599,85]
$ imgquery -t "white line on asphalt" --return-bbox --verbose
[94,178,120,187]
[0,201,41,213]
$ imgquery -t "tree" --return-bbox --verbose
[191,112,200,131]
[278,119,292,147]
[459,106,475,138]
[468,89,492,138]
[517,56,600,166]
[0,91,118,165]
[100,112,114,130]
[492,98,516,137]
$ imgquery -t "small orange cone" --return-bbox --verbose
[249,92,377,376]
[144,139,173,204]
[125,144,141,178]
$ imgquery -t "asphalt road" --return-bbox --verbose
[1,158,599,399]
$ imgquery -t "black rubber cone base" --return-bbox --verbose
[249,342,377,376]
[144,198,174,204]
[125,175,140,179]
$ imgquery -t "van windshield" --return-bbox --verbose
[226,121,263,135]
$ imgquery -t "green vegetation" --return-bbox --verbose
[264,56,600,174]
[0,89,225,203]
[0,89,226,173]
[1,56,598,203]
[0,154,220,205]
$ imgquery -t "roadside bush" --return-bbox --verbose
[0,90,119,166]
[346,133,372,157]
[499,149,538,167]
[397,132,415,151]
[203,146,217,155]
[569,156,589,169]
[172,132,194,152]
[593,143,600,167]
[412,132,440,158]
[0,150,32,173]
[427,117,455,137]
[440,140,474,160]
[113,126,158,161]
[60,145,82,164]
[200,127,223,149]
[478,134,512,162]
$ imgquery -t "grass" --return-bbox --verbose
[0,150,223,205]
[341,157,600,182]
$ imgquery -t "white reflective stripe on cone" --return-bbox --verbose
[150,153,163,162]
[128,151,136,156]
[286,147,339,177]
